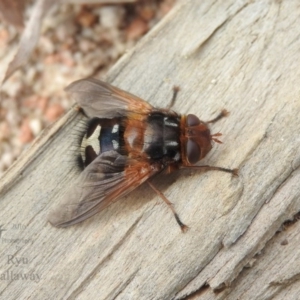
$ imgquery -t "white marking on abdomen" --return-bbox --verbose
[165,141,178,147]
[112,139,119,149]
[112,124,119,133]
[81,125,101,161]
[173,152,180,161]
[164,117,178,127]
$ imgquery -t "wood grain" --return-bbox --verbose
[1,0,300,299]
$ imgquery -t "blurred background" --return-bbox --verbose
[0,0,176,176]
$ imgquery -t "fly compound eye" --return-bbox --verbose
[186,139,200,164]
[186,114,201,126]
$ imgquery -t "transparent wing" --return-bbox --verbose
[66,78,153,118]
[48,150,161,227]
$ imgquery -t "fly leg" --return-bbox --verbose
[203,110,238,173]
[206,109,229,124]
[166,86,180,110]
[147,181,188,232]
[182,165,238,176]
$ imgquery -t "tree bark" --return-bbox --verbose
[1,0,300,299]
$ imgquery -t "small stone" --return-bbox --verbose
[23,95,48,112]
[44,53,60,65]
[45,103,65,122]
[0,122,10,141]
[29,118,42,136]
[56,19,77,42]
[19,119,34,144]
[139,5,155,21]
[39,36,55,54]
[2,152,14,169]
[78,39,96,53]
[0,28,9,46]
[61,51,75,68]
[98,6,125,29]
[4,79,23,98]
[76,9,97,28]
[126,18,148,40]
[160,1,175,16]
[7,110,21,126]
[38,96,48,112]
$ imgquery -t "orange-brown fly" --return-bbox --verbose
[48,78,238,231]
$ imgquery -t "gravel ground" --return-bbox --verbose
[0,0,176,176]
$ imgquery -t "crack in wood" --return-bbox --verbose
[176,283,209,300]
[111,269,140,300]
[173,243,224,300]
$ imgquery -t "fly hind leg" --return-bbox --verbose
[147,181,188,232]
[182,165,238,176]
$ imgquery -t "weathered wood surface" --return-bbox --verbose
[1,0,300,299]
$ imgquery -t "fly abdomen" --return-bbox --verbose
[80,118,125,167]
